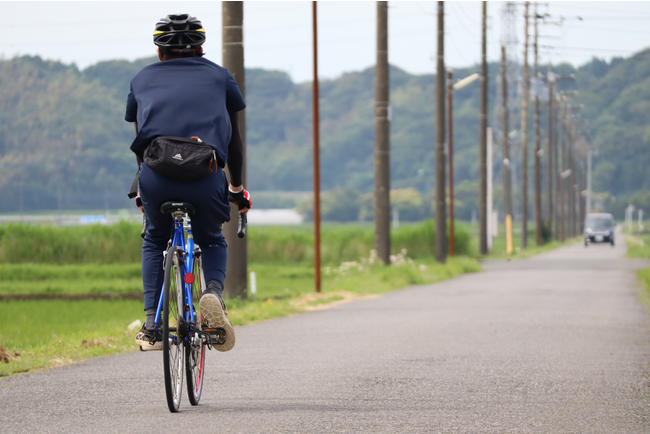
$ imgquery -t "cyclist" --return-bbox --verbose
[125,14,251,352]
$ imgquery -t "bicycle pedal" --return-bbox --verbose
[204,328,226,345]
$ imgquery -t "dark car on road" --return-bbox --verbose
[584,213,615,246]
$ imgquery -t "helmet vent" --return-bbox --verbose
[153,14,205,48]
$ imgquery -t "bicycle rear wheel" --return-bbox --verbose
[186,252,206,405]
[163,246,185,413]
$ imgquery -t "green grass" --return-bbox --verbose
[0,263,142,297]
[627,235,650,314]
[0,221,143,264]
[0,300,143,377]
[625,235,650,258]
[306,295,345,306]
[0,220,470,265]
[0,218,571,377]
[625,234,650,320]
[463,222,580,259]
[0,256,481,377]
[0,263,142,280]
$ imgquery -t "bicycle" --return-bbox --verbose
[152,200,246,412]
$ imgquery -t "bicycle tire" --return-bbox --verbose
[163,246,185,413]
[186,253,206,405]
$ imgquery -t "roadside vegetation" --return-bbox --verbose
[0,220,479,376]
[1,219,576,377]
[623,224,650,307]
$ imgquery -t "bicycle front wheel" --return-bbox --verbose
[186,253,206,405]
[163,246,185,413]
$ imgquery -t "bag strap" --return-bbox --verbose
[127,154,142,199]
[127,168,139,199]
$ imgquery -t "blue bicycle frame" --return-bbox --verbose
[153,216,197,342]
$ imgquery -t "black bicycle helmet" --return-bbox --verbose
[153,14,205,53]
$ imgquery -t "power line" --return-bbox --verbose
[540,50,631,57]
[448,2,479,38]
[455,1,481,25]
[573,15,650,20]
[568,25,650,35]
[552,4,650,15]
[447,33,472,65]
[414,1,435,16]
[541,45,636,54]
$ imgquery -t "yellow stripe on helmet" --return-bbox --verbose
[153,29,204,35]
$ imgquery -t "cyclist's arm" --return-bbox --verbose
[132,120,144,212]
[227,110,243,190]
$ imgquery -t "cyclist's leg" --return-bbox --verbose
[182,166,230,292]
[186,168,235,351]
[139,163,175,314]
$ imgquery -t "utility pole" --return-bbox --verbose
[575,142,583,235]
[222,1,247,299]
[587,146,593,214]
[312,1,321,292]
[546,64,554,238]
[553,91,561,241]
[521,2,530,248]
[434,1,447,263]
[558,94,567,242]
[479,1,488,255]
[579,138,587,230]
[374,1,390,265]
[447,69,455,256]
[487,127,494,250]
[501,45,512,251]
[533,5,541,245]
[567,112,576,237]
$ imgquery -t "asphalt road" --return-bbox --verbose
[2,236,650,433]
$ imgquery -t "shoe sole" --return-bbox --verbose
[199,294,235,352]
[135,336,163,351]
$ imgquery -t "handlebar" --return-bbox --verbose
[139,204,247,239]
[237,213,247,238]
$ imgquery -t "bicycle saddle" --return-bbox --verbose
[160,201,197,215]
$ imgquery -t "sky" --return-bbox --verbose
[1,1,649,83]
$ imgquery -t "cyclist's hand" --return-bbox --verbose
[135,193,144,213]
[228,186,251,214]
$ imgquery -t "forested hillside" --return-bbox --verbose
[0,51,646,218]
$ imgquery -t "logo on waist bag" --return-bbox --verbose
[172,153,183,161]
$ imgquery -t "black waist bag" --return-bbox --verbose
[143,136,219,181]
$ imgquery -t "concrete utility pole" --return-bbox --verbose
[567,113,576,237]
[521,2,530,248]
[447,69,455,256]
[579,143,587,233]
[575,143,584,235]
[500,46,512,238]
[374,1,390,265]
[312,1,322,292]
[558,94,567,241]
[553,91,561,241]
[587,146,593,214]
[222,1,247,299]
[546,64,554,236]
[533,5,541,246]
[487,127,494,250]
[479,1,489,255]
[434,1,447,263]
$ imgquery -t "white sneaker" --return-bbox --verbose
[134,325,163,351]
